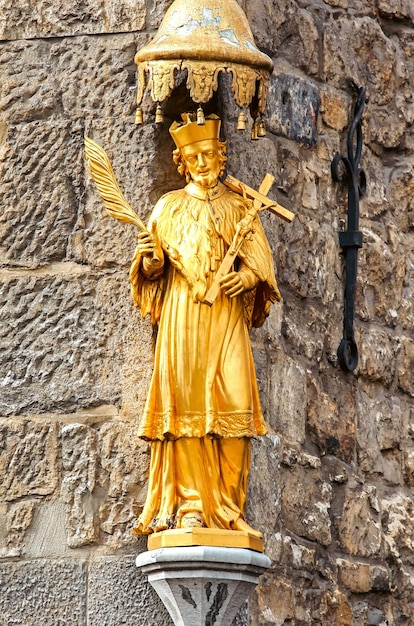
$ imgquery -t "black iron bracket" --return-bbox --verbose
[331,83,367,372]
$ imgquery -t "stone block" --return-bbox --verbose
[224,133,279,206]
[281,534,316,570]
[98,498,139,546]
[87,555,173,626]
[375,397,402,451]
[0,34,148,125]
[274,141,302,195]
[277,215,342,303]
[58,420,150,550]
[281,300,336,364]
[147,0,175,28]
[0,120,81,267]
[398,564,414,616]
[353,603,390,626]
[318,590,353,626]
[0,419,58,501]
[267,73,320,146]
[52,33,144,124]
[1,500,36,558]
[280,454,332,545]
[307,376,355,461]
[359,151,389,220]
[357,389,401,451]
[338,486,382,557]
[403,447,414,487]
[337,559,372,593]
[61,423,99,547]
[98,422,148,500]
[256,574,296,625]
[388,161,414,235]
[382,494,414,557]
[0,270,152,416]
[320,85,352,132]
[0,1,146,39]
[397,337,414,397]
[367,607,389,626]
[252,298,283,348]
[97,422,150,548]
[356,389,403,481]
[246,435,281,539]
[322,0,377,10]
[267,350,307,444]
[245,1,319,74]
[357,227,406,325]
[357,328,397,386]
[24,501,69,559]
[399,248,414,333]
[0,504,6,556]
[0,34,154,269]
[337,558,390,593]
[323,17,398,107]
[377,0,414,20]
[367,106,408,149]
[0,559,87,625]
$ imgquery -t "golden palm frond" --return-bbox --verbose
[84,135,146,232]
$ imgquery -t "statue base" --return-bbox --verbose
[136,545,271,626]
[147,527,264,552]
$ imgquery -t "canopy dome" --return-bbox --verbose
[134,0,273,122]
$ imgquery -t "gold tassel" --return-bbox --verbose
[257,118,266,137]
[251,120,259,140]
[196,106,205,125]
[155,104,164,124]
[135,107,143,125]
[237,110,246,131]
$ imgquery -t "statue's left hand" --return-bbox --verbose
[219,272,245,297]
[219,269,257,298]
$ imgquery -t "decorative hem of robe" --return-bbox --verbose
[138,409,268,440]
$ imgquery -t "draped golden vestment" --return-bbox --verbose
[130,181,280,534]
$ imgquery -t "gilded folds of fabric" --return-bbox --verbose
[134,437,251,534]
[130,183,278,443]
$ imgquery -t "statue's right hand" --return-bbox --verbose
[137,221,164,266]
[137,230,156,258]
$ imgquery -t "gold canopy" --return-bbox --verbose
[134,0,273,122]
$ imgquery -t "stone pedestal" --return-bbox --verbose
[136,545,270,626]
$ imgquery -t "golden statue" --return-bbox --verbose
[85,114,295,550]
[130,114,279,539]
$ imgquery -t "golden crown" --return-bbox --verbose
[169,114,221,149]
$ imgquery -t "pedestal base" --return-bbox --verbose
[136,545,271,626]
[148,527,264,552]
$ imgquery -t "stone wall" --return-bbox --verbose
[0,1,413,624]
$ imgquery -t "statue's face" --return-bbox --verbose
[181,139,221,189]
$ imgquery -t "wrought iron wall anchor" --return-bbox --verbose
[331,83,367,372]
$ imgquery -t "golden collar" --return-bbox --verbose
[185,181,227,201]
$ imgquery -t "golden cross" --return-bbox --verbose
[204,173,288,306]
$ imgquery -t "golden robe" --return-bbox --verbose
[130,181,280,533]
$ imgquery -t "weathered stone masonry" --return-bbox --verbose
[0,1,413,624]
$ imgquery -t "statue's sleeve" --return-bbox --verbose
[239,215,281,328]
[129,197,168,326]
